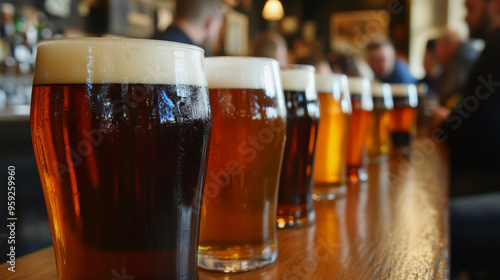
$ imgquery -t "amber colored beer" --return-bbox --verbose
[30,38,211,279]
[313,74,351,200]
[346,77,373,183]
[277,65,320,228]
[389,84,418,149]
[366,83,393,160]
[198,57,287,272]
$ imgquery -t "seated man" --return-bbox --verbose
[366,38,416,84]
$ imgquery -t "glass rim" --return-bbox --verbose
[37,37,205,54]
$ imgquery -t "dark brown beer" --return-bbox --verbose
[390,97,417,148]
[277,89,319,227]
[31,38,210,280]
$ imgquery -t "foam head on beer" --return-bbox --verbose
[390,83,418,108]
[280,65,316,99]
[33,37,207,87]
[371,82,394,109]
[205,57,282,93]
[316,73,352,114]
[347,77,373,111]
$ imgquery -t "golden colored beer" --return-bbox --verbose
[366,82,393,161]
[198,57,287,272]
[389,84,418,150]
[31,38,211,279]
[346,77,373,183]
[313,74,351,200]
[277,65,320,228]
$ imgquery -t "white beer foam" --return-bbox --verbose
[33,37,207,86]
[390,83,418,97]
[316,73,348,93]
[280,65,315,91]
[371,82,392,98]
[347,77,371,96]
[205,57,281,90]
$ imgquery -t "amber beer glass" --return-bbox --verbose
[346,77,373,183]
[198,57,287,272]
[366,82,393,161]
[389,83,418,151]
[30,38,211,279]
[313,74,351,200]
[277,65,320,228]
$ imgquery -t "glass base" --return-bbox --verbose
[312,183,347,201]
[346,166,368,184]
[276,206,315,228]
[198,245,277,273]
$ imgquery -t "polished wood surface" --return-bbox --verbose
[0,138,449,280]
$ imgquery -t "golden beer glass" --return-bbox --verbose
[366,82,393,162]
[313,74,352,200]
[198,57,287,272]
[346,77,373,183]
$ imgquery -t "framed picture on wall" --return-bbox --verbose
[330,10,390,55]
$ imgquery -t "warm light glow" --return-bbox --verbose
[262,0,284,21]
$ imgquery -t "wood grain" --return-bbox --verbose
[0,138,449,280]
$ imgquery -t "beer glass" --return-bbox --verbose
[346,77,373,183]
[366,82,393,161]
[277,65,320,228]
[198,57,287,272]
[389,83,418,152]
[313,74,351,200]
[30,38,212,279]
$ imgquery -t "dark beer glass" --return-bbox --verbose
[277,65,320,228]
[198,57,287,272]
[366,82,393,161]
[389,83,418,152]
[346,77,373,183]
[313,74,351,200]
[30,38,211,279]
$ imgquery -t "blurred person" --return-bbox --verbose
[251,30,288,66]
[466,0,491,39]
[419,38,440,97]
[437,0,500,279]
[435,29,481,107]
[328,51,361,77]
[154,0,223,56]
[366,38,417,84]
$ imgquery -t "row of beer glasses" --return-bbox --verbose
[30,38,419,279]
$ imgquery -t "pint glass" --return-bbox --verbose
[277,65,320,228]
[366,82,393,161]
[346,77,373,183]
[313,74,351,200]
[30,38,212,279]
[198,57,287,272]
[389,83,418,152]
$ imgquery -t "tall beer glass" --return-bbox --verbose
[389,83,418,152]
[366,82,393,161]
[198,57,287,272]
[346,77,373,183]
[313,74,351,200]
[277,65,320,228]
[30,38,212,279]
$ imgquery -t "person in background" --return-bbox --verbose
[435,29,481,107]
[419,38,440,97]
[154,0,223,56]
[251,30,289,66]
[365,38,417,84]
[328,51,362,77]
[437,0,500,279]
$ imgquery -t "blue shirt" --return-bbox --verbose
[381,60,417,84]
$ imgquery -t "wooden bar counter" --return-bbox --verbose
[0,137,449,280]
